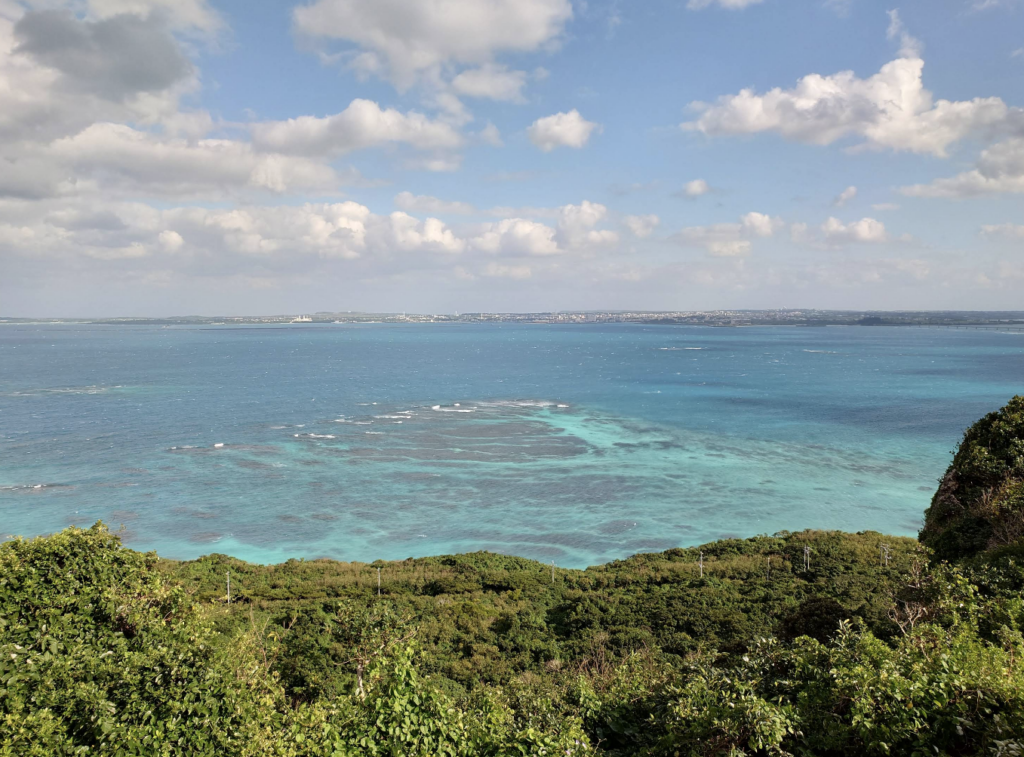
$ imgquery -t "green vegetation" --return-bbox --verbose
[3,397,1024,755]
[921,395,1024,562]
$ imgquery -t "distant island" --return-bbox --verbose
[3,308,1024,329]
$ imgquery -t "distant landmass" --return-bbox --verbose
[3,308,1024,329]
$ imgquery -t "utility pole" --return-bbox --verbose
[766,556,771,582]
[699,551,704,578]
[377,567,381,597]
[804,545,811,572]
[226,570,230,604]
[551,561,555,584]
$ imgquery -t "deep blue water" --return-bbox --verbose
[1,323,1022,567]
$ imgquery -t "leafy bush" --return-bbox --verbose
[921,395,1024,561]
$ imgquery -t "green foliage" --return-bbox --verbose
[922,395,1024,561]
[163,529,920,694]
[8,524,1020,756]
[0,525,595,756]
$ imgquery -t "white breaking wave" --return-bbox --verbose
[431,405,475,413]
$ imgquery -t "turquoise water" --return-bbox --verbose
[1,323,1022,567]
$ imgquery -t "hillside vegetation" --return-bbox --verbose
[921,395,1024,562]
[3,397,1024,755]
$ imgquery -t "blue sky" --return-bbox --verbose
[0,0,1022,316]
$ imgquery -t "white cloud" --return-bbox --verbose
[901,138,1024,198]
[821,216,888,243]
[394,192,475,215]
[0,5,362,205]
[834,185,857,207]
[383,211,465,253]
[49,123,340,197]
[680,178,710,198]
[250,99,463,158]
[684,50,1020,157]
[981,223,1024,239]
[158,229,183,250]
[687,0,764,9]
[672,212,782,257]
[14,10,193,101]
[292,0,572,90]
[885,10,921,59]
[478,122,504,147]
[527,109,600,151]
[468,200,618,256]
[556,200,619,247]
[451,64,527,102]
[0,10,195,144]
[624,214,660,238]
[742,211,780,237]
[3,199,482,267]
[471,218,559,255]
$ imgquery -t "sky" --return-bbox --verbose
[0,0,1022,316]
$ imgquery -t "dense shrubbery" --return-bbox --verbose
[4,396,1024,755]
[922,395,1024,561]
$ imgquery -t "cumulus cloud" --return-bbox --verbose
[901,138,1024,198]
[624,214,660,238]
[671,212,782,257]
[468,200,618,256]
[292,0,572,90]
[471,217,559,255]
[0,9,196,144]
[981,223,1024,239]
[0,4,340,206]
[0,199,484,269]
[527,109,600,151]
[821,216,888,244]
[451,64,527,102]
[48,123,340,197]
[683,44,1020,156]
[394,192,475,215]
[250,99,463,158]
[14,10,192,101]
[834,185,857,207]
[383,211,465,253]
[158,229,184,250]
[478,122,504,147]
[678,179,710,198]
[885,10,921,59]
[557,200,618,247]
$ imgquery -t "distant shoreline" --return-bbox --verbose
[3,308,1024,330]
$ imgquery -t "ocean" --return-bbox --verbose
[1,322,1021,567]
